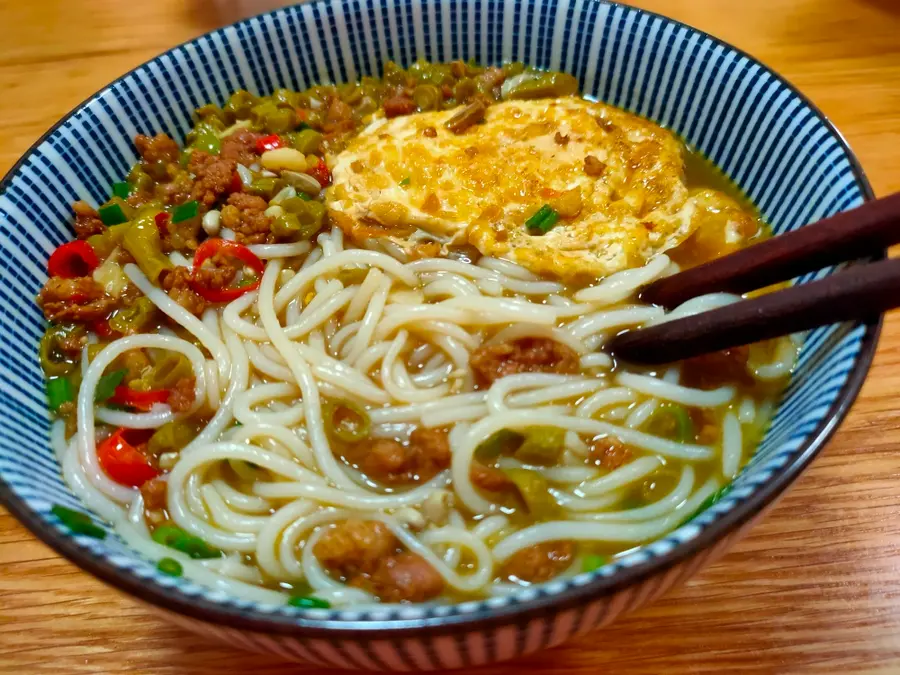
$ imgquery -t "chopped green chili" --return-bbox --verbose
[112,182,131,199]
[98,203,128,226]
[581,554,608,573]
[473,429,523,461]
[286,129,323,154]
[148,421,198,456]
[646,404,694,443]
[504,468,560,520]
[51,504,107,539]
[94,369,127,403]
[525,204,559,234]
[108,297,156,335]
[323,400,371,443]
[122,213,174,283]
[151,525,223,559]
[47,377,73,412]
[288,595,331,609]
[514,426,564,466]
[171,200,199,224]
[39,325,79,377]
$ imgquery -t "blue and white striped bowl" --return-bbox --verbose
[0,0,877,668]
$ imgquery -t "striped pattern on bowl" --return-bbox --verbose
[0,0,876,668]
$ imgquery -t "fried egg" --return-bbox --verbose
[326,96,756,280]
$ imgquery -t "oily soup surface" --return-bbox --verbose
[35,61,789,607]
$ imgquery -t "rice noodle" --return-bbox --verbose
[64,228,790,606]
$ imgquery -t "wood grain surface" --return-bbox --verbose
[2,1,900,673]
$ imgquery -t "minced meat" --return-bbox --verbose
[220,192,273,244]
[588,438,632,470]
[356,552,444,603]
[135,133,180,164]
[188,151,236,208]
[160,266,206,316]
[168,377,196,413]
[219,128,261,167]
[501,541,574,583]
[314,519,400,577]
[72,201,106,239]
[341,427,451,485]
[38,277,117,324]
[470,337,580,386]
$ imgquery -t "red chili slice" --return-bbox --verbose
[256,134,286,153]
[155,212,171,236]
[228,171,244,194]
[110,386,170,412]
[96,427,159,487]
[90,318,119,339]
[47,240,99,278]
[307,158,332,188]
[188,238,265,303]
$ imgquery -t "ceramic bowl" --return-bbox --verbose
[0,0,877,668]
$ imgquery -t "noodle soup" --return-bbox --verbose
[37,60,795,607]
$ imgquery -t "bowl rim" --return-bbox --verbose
[0,0,880,638]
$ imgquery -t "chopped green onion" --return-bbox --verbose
[172,200,199,224]
[323,400,371,443]
[98,203,128,226]
[112,182,131,199]
[151,525,223,559]
[94,369,127,404]
[157,557,183,577]
[399,176,411,186]
[236,275,259,288]
[297,192,312,201]
[296,121,311,131]
[47,377,74,412]
[288,595,331,609]
[51,504,107,539]
[582,554,608,573]
[524,204,559,234]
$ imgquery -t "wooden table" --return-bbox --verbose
[2,1,900,672]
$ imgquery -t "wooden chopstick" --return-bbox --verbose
[606,256,898,365]
[641,192,900,308]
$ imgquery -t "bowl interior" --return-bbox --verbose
[0,0,875,630]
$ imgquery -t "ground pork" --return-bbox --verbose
[159,267,206,316]
[470,337,580,386]
[219,128,262,167]
[355,552,444,603]
[220,192,273,244]
[188,151,236,208]
[72,201,106,239]
[135,133,180,164]
[342,427,451,485]
[589,438,632,470]
[314,519,400,578]
[501,541,574,583]
[167,376,196,413]
[38,277,116,324]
